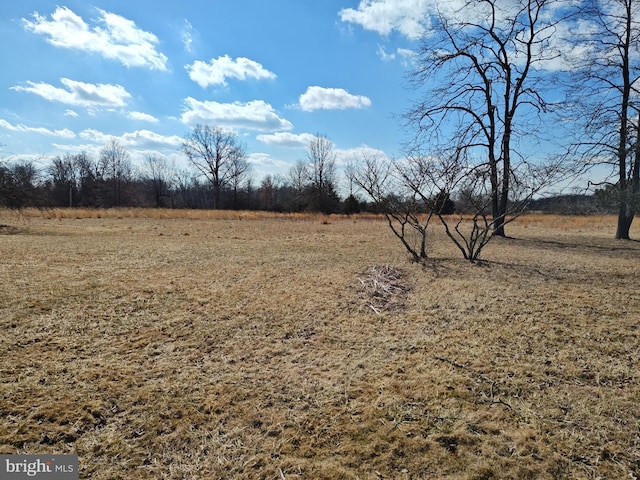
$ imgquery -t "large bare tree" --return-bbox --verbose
[181,125,248,209]
[406,0,566,237]
[570,0,640,239]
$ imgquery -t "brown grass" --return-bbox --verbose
[1,209,639,479]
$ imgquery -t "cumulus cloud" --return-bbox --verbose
[256,132,316,148]
[186,55,276,88]
[339,0,432,39]
[11,78,131,109]
[64,109,79,117]
[22,6,168,70]
[339,0,518,41]
[181,97,293,132]
[298,86,372,111]
[0,119,76,138]
[127,111,159,123]
[340,0,576,68]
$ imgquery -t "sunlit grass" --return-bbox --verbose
[6,207,627,231]
[6,207,390,223]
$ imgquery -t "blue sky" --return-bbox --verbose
[0,1,424,183]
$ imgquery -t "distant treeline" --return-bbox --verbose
[0,154,358,214]
[0,155,616,215]
[527,192,619,215]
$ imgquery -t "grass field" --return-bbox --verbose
[1,209,639,479]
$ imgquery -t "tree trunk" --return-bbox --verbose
[616,133,639,239]
[616,206,633,239]
[493,214,506,237]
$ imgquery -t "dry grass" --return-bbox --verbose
[13,207,384,222]
[1,209,639,479]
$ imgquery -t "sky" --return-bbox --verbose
[0,0,426,185]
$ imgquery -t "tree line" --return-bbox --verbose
[0,132,357,214]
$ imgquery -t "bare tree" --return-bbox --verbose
[569,0,640,239]
[142,154,176,208]
[227,149,252,209]
[286,160,309,211]
[73,152,102,207]
[406,0,566,237]
[0,159,40,209]
[99,139,132,207]
[350,152,433,262]
[404,149,568,261]
[181,124,247,209]
[258,174,281,211]
[48,154,78,207]
[352,146,566,262]
[306,134,339,213]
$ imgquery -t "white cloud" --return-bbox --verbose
[377,45,416,65]
[335,145,390,166]
[341,0,581,66]
[339,0,432,40]
[186,55,276,88]
[535,18,599,72]
[256,132,316,148]
[181,19,194,53]
[396,47,417,68]
[247,152,290,169]
[127,111,159,123]
[339,0,524,41]
[377,45,396,61]
[397,48,416,60]
[341,1,582,73]
[11,78,131,109]
[298,86,372,111]
[0,119,75,138]
[64,109,79,117]
[181,97,293,132]
[23,6,168,70]
[79,129,182,149]
[245,152,292,180]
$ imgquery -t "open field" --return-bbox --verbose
[1,209,639,479]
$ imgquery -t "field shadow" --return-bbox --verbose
[418,240,631,282]
[505,235,640,259]
[0,224,22,235]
